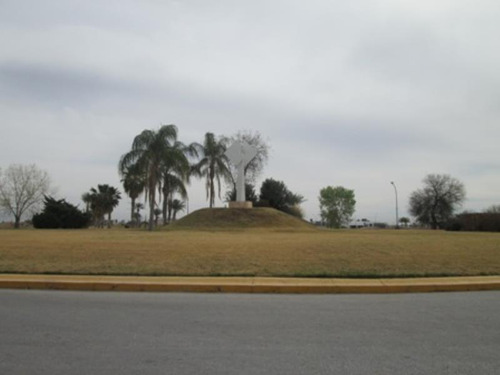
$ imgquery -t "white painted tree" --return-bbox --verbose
[224,142,257,203]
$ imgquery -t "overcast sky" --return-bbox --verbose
[1,0,499,224]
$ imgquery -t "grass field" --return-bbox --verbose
[1,225,499,277]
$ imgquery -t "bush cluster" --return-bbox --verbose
[446,213,500,232]
[258,179,304,218]
[32,196,91,229]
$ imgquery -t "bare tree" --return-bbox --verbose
[224,130,270,188]
[409,174,465,229]
[0,164,52,228]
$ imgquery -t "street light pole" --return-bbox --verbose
[390,181,399,229]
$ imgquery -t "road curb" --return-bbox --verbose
[1,275,499,294]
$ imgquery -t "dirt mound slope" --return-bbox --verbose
[166,207,316,231]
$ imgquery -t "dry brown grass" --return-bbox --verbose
[1,227,499,277]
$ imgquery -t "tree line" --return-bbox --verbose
[117,125,271,230]
[317,174,470,229]
[1,135,498,231]
[0,127,276,230]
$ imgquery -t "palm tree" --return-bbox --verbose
[87,184,121,228]
[171,199,186,221]
[191,133,231,208]
[399,217,410,228]
[81,192,92,213]
[102,185,121,228]
[160,139,199,224]
[153,208,162,226]
[87,188,106,227]
[119,125,188,231]
[163,174,187,223]
[119,163,144,224]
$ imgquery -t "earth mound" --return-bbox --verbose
[166,207,316,231]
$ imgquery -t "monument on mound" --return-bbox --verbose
[225,141,257,209]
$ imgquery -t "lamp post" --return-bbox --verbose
[390,181,399,229]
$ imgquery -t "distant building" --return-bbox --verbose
[349,218,372,229]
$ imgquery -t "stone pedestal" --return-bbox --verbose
[228,201,253,209]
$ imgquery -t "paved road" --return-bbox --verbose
[1,290,499,374]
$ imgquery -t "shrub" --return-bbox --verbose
[446,213,500,232]
[225,183,258,204]
[283,205,304,219]
[33,196,91,229]
[259,178,304,214]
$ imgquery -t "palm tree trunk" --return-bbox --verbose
[209,167,215,208]
[167,193,173,223]
[210,179,215,208]
[162,190,168,225]
[148,193,155,231]
[107,212,112,229]
[130,197,136,224]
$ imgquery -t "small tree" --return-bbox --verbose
[0,164,52,228]
[409,174,465,229]
[119,164,144,223]
[259,178,304,215]
[171,199,186,221]
[86,184,121,228]
[399,217,410,228]
[319,186,356,228]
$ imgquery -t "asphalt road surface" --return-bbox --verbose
[1,290,499,374]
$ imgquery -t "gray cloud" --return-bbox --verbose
[0,62,128,106]
[1,0,500,223]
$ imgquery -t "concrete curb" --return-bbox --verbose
[1,274,500,294]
